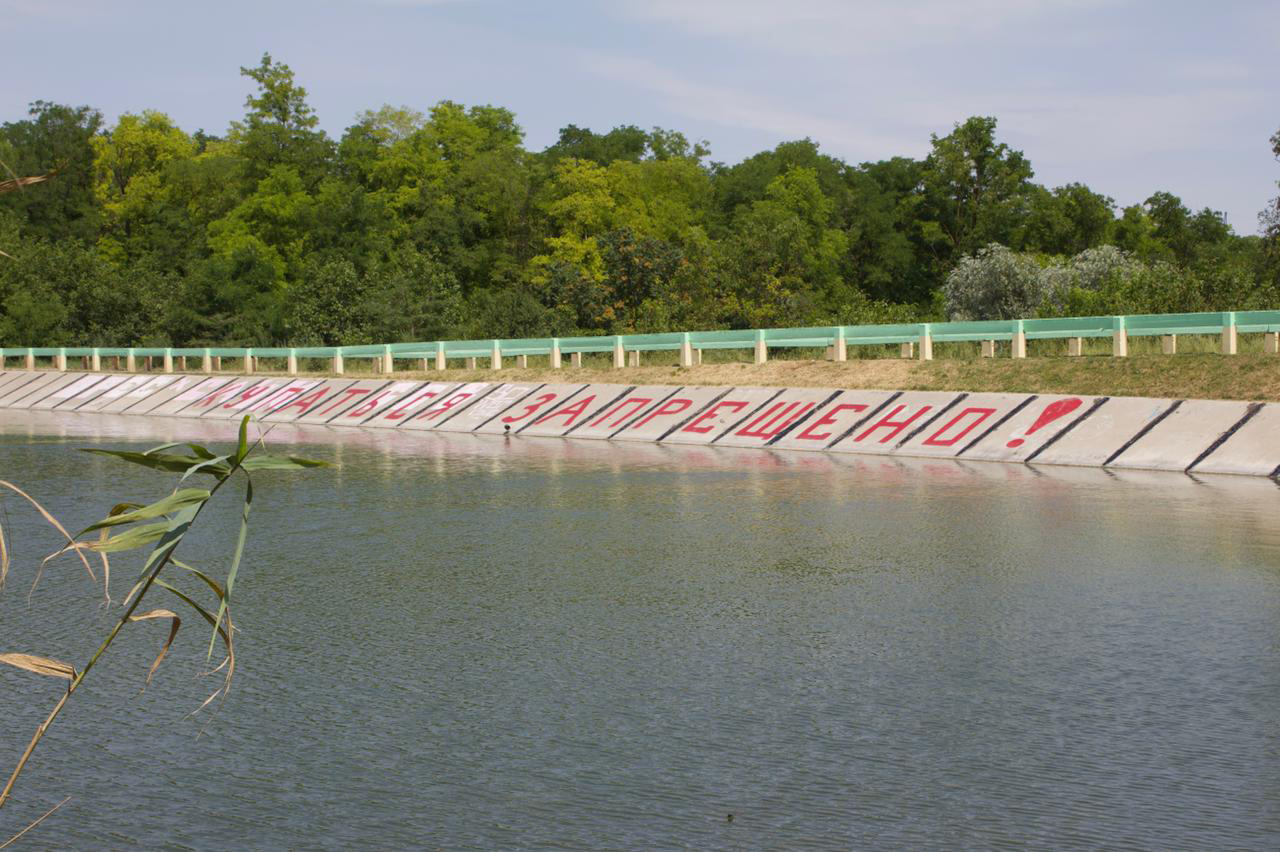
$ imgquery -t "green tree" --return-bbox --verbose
[1020,183,1114,255]
[918,116,1035,266]
[230,53,332,188]
[91,111,197,265]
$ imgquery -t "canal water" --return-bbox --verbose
[0,412,1277,849]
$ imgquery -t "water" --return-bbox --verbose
[1,412,1278,850]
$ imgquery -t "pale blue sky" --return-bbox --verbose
[3,0,1277,231]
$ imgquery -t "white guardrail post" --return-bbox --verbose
[1221,312,1237,355]
[1112,317,1128,357]
[679,333,694,367]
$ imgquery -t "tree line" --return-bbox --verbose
[1,54,1277,347]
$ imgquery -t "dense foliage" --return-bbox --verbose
[1,55,1276,347]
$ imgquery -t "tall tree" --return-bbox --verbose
[917,116,1035,266]
[230,53,332,187]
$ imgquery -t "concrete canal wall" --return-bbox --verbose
[0,370,1276,477]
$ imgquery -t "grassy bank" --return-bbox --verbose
[377,353,1280,402]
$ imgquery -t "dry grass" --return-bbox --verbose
[338,352,1280,402]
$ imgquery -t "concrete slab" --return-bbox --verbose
[104,375,183,413]
[184,378,272,418]
[0,370,38,395]
[123,376,218,415]
[660,387,787,446]
[5,372,86,408]
[29,374,108,410]
[324,381,426,427]
[959,394,1105,463]
[609,386,728,442]
[244,379,325,418]
[147,377,243,416]
[294,380,393,424]
[767,390,901,452]
[826,392,966,455]
[75,374,155,412]
[562,385,687,439]
[0,372,59,406]
[1025,396,1174,468]
[471,383,588,435]
[403,383,504,431]
[713,388,845,448]
[55,374,131,410]
[890,393,1037,459]
[517,385,639,437]
[1107,399,1256,472]
[260,380,355,422]
[432,383,541,432]
[366,382,463,428]
[206,378,296,419]
[1188,403,1280,476]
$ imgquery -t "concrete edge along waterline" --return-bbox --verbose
[1,370,1278,478]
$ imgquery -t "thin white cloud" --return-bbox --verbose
[582,53,916,159]
[621,0,1113,55]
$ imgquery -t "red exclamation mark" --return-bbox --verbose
[1007,398,1083,447]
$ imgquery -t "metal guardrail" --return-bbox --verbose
[2,310,1279,374]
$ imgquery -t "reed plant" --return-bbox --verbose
[0,416,326,843]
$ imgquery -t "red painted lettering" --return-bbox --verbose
[276,387,329,414]
[533,395,596,427]
[922,407,996,447]
[682,400,749,434]
[222,384,274,409]
[629,397,692,429]
[794,403,868,441]
[501,393,557,424]
[734,401,815,440]
[417,392,473,420]
[195,381,244,408]
[853,404,932,444]
[587,396,653,429]
[345,391,393,418]
[316,387,370,416]
[249,385,303,412]
[382,390,438,420]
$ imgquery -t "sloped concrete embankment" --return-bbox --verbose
[0,371,1274,477]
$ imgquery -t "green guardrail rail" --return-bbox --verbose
[3,309,1278,373]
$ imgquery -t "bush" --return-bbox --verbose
[944,243,1044,320]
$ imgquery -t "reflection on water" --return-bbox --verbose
[0,411,1278,849]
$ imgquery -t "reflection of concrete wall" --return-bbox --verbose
[1,371,1276,478]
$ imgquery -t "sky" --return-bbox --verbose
[2,0,1277,232]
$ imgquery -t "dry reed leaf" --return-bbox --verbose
[0,480,106,594]
[0,653,76,680]
[127,609,180,686]
[0,519,8,589]
[0,795,70,849]
[0,173,51,194]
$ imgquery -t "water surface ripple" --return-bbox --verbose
[0,415,1277,849]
